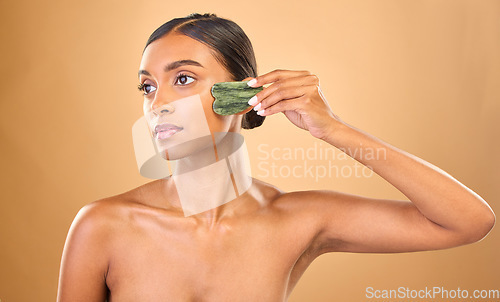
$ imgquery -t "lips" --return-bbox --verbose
[154,123,183,140]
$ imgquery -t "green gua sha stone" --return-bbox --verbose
[211,80,263,116]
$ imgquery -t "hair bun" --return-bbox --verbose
[242,110,265,129]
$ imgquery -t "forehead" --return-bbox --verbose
[139,33,221,70]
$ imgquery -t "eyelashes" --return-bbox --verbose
[175,74,195,85]
[137,83,156,95]
[137,74,195,96]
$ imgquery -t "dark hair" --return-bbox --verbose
[144,13,265,130]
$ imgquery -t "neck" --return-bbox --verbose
[167,132,253,222]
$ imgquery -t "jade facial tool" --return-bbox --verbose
[211,80,263,115]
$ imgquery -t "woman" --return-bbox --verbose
[57,13,495,301]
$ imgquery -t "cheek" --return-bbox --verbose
[199,90,233,132]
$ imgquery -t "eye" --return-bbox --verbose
[175,74,195,86]
[137,83,157,95]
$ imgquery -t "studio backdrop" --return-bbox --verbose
[0,0,498,301]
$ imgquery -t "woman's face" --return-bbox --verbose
[138,32,243,160]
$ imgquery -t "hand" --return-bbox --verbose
[247,69,342,139]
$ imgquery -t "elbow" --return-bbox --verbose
[481,207,496,238]
[461,206,496,244]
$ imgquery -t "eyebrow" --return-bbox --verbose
[137,59,204,78]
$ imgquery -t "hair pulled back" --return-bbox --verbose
[144,13,264,129]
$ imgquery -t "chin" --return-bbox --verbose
[156,134,216,161]
[156,131,244,163]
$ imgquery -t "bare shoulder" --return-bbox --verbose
[247,179,359,228]
[251,179,353,213]
[249,178,285,203]
[77,184,143,219]
[62,180,181,257]
[74,197,130,228]
[66,199,131,253]
[58,192,146,300]
[69,181,163,237]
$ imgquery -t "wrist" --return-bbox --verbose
[321,118,354,147]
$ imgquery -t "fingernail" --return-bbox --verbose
[247,79,257,87]
[253,103,261,111]
[256,109,265,116]
[248,96,258,106]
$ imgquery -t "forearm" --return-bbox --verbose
[248,68,494,246]
[323,120,495,238]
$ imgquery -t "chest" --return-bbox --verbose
[106,218,311,301]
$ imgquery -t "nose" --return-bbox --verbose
[150,88,176,116]
[156,105,175,114]
[150,103,175,117]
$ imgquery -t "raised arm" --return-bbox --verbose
[57,201,111,301]
[247,70,495,253]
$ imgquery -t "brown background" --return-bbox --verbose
[1,0,499,301]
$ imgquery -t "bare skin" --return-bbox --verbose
[57,32,495,302]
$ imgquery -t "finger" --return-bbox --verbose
[247,69,312,87]
[256,85,319,116]
[254,85,313,112]
[256,95,307,116]
[252,74,319,106]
